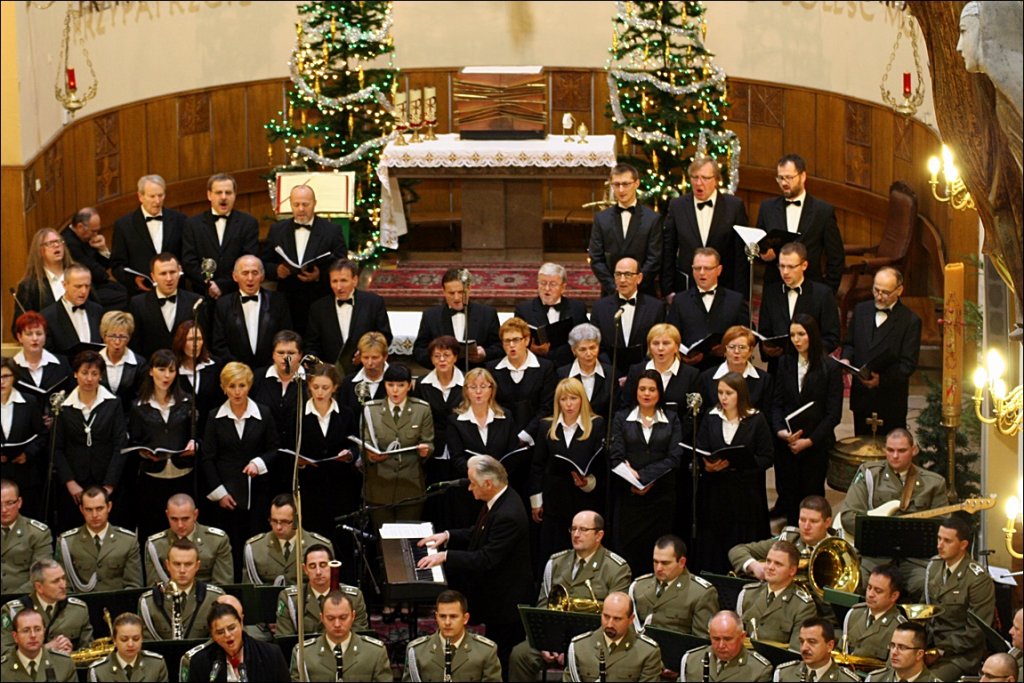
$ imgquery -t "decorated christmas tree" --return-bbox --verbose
[606,0,739,210]
[265,1,399,265]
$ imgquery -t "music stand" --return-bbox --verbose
[699,571,750,612]
[968,609,1010,654]
[855,516,940,559]
[519,606,600,652]
[643,627,708,671]
[751,639,801,667]
[220,583,282,626]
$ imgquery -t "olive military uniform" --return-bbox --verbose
[840,603,904,662]
[403,631,502,682]
[508,546,631,681]
[0,516,52,595]
[275,583,369,635]
[1,593,93,654]
[55,525,143,592]
[864,665,942,682]
[87,650,169,682]
[923,556,996,681]
[0,649,76,682]
[773,660,859,682]
[290,632,393,682]
[738,582,817,650]
[728,527,817,575]
[242,529,333,586]
[629,569,718,637]
[138,581,224,640]
[563,626,662,682]
[1010,646,1022,683]
[679,644,773,682]
[361,398,435,526]
[144,524,233,586]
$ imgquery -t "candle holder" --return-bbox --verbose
[576,122,589,144]
[393,94,409,146]
[409,92,423,143]
[1004,493,1023,560]
[423,97,438,141]
[562,113,576,143]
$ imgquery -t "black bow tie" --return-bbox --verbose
[336,298,354,307]
[447,306,464,317]
[618,297,636,307]
[876,307,890,316]
[294,222,312,230]
[700,289,717,297]
[144,215,163,222]
[71,304,86,313]
[785,199,802,207]
[240,295,259,304]
[544,303,560,313]
[786,285,803,295]
[696,200,713,210]
[159,295,177,306]
[615,205,634,215]
[214,213,230,221]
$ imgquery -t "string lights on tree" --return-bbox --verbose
[606,1,740,210]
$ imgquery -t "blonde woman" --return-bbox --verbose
[529,377,606,559]
[622,322,700,413]
[98,310,145,412]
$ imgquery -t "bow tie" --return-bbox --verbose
[786,285,803,295]
[700,288,717,297]
[876,307,890,315]
[447,306,465,317]
[214,213,230,221]
[144,215,163,222]
[785,199,802,207]
[336,298,354,307]
[240,295,259,304]
[615,205,634,215]
[294,222,312,230]
[696,200,713,210]
[618,297,636,307]
[159,295,177,306]
[544,303,560,313]
[71,304,86,313]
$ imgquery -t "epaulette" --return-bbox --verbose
[408,397,429,406]
[205,526,227,537]
[308,531,332,544]
[59,527,81,537]
[303,636,318,647]
[284,585,299,596]
[775,660,799,671]
[111,525,136,536]
[364,399,384,406]
[866,666,888,677]
[692,575,713,589]
[48,649,72,659]
[779,526,799,538]
[750,651,772,667]
[0,655,7,665]
[637,633,659,648]
[634,572,655,582]
[340,585,358,595]
[207,584,225,594]
[605,550,628,566]
[148,530,168,541]
[87,656,107,668]
[969,561,985,576]
[570,631,590,643]
[682,645,706,657]
[850,601,868,609]
[743,581,762,590]
[141,589,154,600]
[67,596,87,607]
[184,640,213,659]
[141,650,163,659]
[552,548,573,560]
[246,532,268,545]
[360,634,386,648]
[28,518,49,532]
[470,633,497,648]
[793,587,813,603]
[408,634,431,647]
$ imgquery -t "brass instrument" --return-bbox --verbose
[797,537,861,596]
[71,608,115,665]
[899,603,945,621]
[830,651,886,673]
[161,580,188,639]
[546,579,602,613]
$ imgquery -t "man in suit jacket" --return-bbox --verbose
[666,248,749,373]
[182,173,260,298]
[589,257,665,375]
[261,184,345,336]
[41,264,103,356]
[757,243,840,367]
[62,208,128,311]
[840,268,921,435]
[305,259,392,376]
[662,156,750,299]
[513,262,589,369]
[417,455,533,675]
[413,268,502,369]
[128,253,202,359]
[588,163,662,297]
[111,175,188,297]
[211,255,292,368]
[756,154,844,292]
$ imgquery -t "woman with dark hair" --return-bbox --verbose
[53,350,128,532]
[609,369,683,577]
[694,371,774,573]
[0,357,47,519]
[770,313,843,525]
[697,325,773,413]
[173,320,220,438]
[181,602,289,683]
[530,377,607,559]
[11,311,73,414]
[99,310,147,414]
[414,335,463,530]
[127,348,197,540]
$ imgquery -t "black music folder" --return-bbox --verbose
[530,317,574,347]
[680,443,754,470]
[784,401,816,436]
[520,606,599,652]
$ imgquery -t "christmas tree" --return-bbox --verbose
[606,0,739,210]
[265,1,399,264]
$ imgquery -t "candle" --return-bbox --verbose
[410,88,422,124]
[424,86,436,121]
[903,72,911,96]
[66,68,77,91]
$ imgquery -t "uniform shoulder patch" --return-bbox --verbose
[205,526,227,537]
[750,651,772,667]
[141,589,154,599]
[605,550,627,566]
[780,526,799,538]
[794,587,813,603]
[49,649,72,659]
[638,633,659,648]
[775,660,799,670]
[360,634,386,648]
[245,532,267,545]
[141,650,163,659]
[185,641,212,658]
[112,525,136,536]
[408,397,429,406]
[743,581,762,590]
[969,562,985,576]
[206,585,225,595]
[67,596,88,607]
[470,633,497,648]
[309,532,332,545]
[340,585,359,595]
[408,634,431,648]
[303,637,318,647]
[0,654,7,664]
[682,645,706,657]
[87,657,107,668]
[148,530,168,542]
[570,631,590,643]
[692,575,713,589]
[28,518,50,532]
[634,572,654,582]
[284,586,298,596]
[552,548,573,559]
[59,527,81,537]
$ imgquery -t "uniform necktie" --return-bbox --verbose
[45,605,54,621]
[866,613,875,628]
[2,526,8,538]
[808,670,817,682]
[283,540,292,563]
[94,535,102,553]
[318,594,326,610]
[656,581,666,598]
[393,406,401,422]
[767,591,775,605]
[125,663,133,681]
[943,567,951,584]
[28,660,37,680]
[571,558,584,580]
[608,641,617,654]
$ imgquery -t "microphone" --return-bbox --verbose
[200,257,218,283]
[458,269,471,286]
[355,381,371,405]
[208,660,222,682]
[613,308,624,322]
[192,298,204,314]
[427,478,469,491]
[686,392,703,414]
[49,390,67,415]
[338,523,376,541]
[8,288,26,316]
[283,353,294,375]
[301,354,324,369]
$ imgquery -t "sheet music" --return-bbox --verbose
[379,522,435,539]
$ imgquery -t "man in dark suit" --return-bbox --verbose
[305,258,392,376]
[182,173,260,299]
[413,268,502,369]
[210,255,292,368]
[128,253,202,359]
[757,242,840,367]
[111,174,188,297]
[666,247,749,373]
[40,264,103,356]
[841,267,921,435]
[261,184,345,336]
[756,154,845,292]
[588,163,662,297]
[513,262,589,369]
[417,455,533,676]
[589,257,665,377]
[61,208,127,311]
[662,156,750,300]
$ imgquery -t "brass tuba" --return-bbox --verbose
[71,608,115,665]
[798,537,861,597]
[547,579,602,613]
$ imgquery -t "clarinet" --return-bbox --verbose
[702,650,710,682]
[799,663,808,682]
[334,644,344,682]
[598,646,607,683]
[443,638,453,683]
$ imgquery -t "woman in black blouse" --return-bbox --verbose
[99,310,147,414]
[53,350,127,532]
[127,349,196,541]
[556,323,614,419]
[609,369,682,577]
[1,357,47,520]
[12,312,72,417]
[696,325,773,414]
[173,320,221,439]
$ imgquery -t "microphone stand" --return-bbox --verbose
[9,287,27,317]
[744,241,759,327]
[460,270,472,376]
[43,391,67,531]
[289,353,308,682]
[686,393,703,543]
[347,382,380,598]
[188,302,203,504]
[604,310,623,451]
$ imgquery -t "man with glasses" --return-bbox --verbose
[980,653,1019,682]
[0,480,52,596]
[508,510,631,681]
[756,153,844,293]
[242,494,334,586]
[514,263,589,368]
[1,609,76,682]
[662,156,750,301]
[590,257,666,374]
[588,163,662,297]
[840,267,922,435]
[865,622,941,682]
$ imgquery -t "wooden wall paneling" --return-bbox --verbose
[2,167,26,343]
[119,105,150,193]
[93,112,122,207]
[747,122,783,170]
[249,81,287,169]
[592,70,613,136]
[178,92,213,180]
[813,93,843,181]
[145,99,180,181]
[68,124,91,221]
[211,87,248,173]
[781,88,815,163]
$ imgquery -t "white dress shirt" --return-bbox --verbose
[142,209,164,253]
[694,190,718,246]
[785,191,806,233]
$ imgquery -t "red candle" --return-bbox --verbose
[66,68,77,91]
[902,72,911,96]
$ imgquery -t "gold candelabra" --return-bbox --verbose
[972,348,1022,436]
[1004,490,1022,560]
[54,5,98,118]
[927,145,975,211]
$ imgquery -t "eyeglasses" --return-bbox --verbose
[268,519,294,528]
[42,239,65,248]
[872,286,899,297]
[689,174,716,183]
[502,337,525,346]
[0,373,14,381]
[613,271,639,279]
[610,181,636,189]
[466,384,492,392]
[569,526,598,534]
[886,643,923,653]
[104,334,130,341]
[725,344,750,352]
[776,174,801,183]
[692,265,718,272]
[537,281,562,290]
